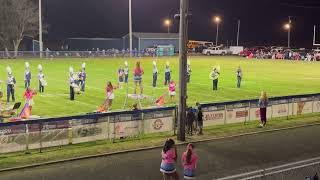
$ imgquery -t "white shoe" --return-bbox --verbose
[259,123,264,127]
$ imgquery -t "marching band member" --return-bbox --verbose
[6,67,16,103]
[118,66,125,88]
[24,62,31,89]
[152,60,158,87]
[38,65,46,93]
[187,60,192,83]
[80,63,86,92]
[209,67,220,91]
[124,61,129,84]
[164,61,171,85]
[133,61,144,96]
[69,67,76,101]
[236,66,243,88]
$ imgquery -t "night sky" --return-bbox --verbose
[43,0,320,49]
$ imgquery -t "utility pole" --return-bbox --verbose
[129,0,133,57]
[177,0,189,141]
[215,22,219,46]
[39,0,43,58]
[237,19,240,46]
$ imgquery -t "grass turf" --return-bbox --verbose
[0,56,320,118]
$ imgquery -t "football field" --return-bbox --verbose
[0,56,320,118]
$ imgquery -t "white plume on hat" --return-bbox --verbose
[82,62,86,69]
[38,64,43,71]
[187,60,191,66]
[6,66,12,74]
[153,60,157,66]
[166,61,170,66]
[69,66,74,74]
[25,62,30,68]
[124,61,128,67]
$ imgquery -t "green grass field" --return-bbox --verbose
[1,56,320,118]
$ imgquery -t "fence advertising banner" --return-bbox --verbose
[226,102,249,124]
[313,96,320,113]
[0,124,26,153]
[293,97,313,115]
[109,113,142,139]
[72,118,108,144]
[143,110,174,134]
[270,99,290,118]
[249,102,272,121]
[203,105,225,126]
[38,120,70,148]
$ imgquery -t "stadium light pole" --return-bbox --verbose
[39,0,43,58]
[214,16,221,46]
[237,19,240,46]
[129,0,133,57]
[176,0,189,142]
[284,23,291,48]
[164,19,171,33]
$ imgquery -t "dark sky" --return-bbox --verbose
[43,0,320,49]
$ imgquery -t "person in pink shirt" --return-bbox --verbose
[23,87,37,115]
[168,80,176,102]
[181,143,198,179]
[160,139,179,180]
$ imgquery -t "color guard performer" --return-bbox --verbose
[24,62,31,89]
[236,66,242,88]
[152,60,158,87]
[133,61,144,95]
[6,67,16,103]
[164,62,171,85]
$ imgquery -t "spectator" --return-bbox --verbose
[197,107,203,135]
[186,107,195,135]
[258,91,268,127]
[160,139,179,180]
[181,143,198,180]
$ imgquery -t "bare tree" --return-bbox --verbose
[0,0,39,57]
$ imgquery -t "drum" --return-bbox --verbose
[73,85,81,94]
[40,79,47,86]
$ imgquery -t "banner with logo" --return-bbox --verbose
[272,104,289,118]
[293,101,313,115]
[0,124,27,153]
[144,117,173,134]
[313,96,320,113]
[226,108,249,123]
[109,120,141,139]
[72,122,108,144]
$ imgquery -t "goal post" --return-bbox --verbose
[313,25,320,46]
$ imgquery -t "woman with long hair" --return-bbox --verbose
[104,81,116,111]
[182,143,198,179]
[160,139,179,180]
[133,61,144,96]
[258,91,268,127]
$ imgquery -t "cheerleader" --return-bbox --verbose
[168,80,176,102]
[104,81,117,111]
[181,143,198,179]
[37,65,46,93]
[164,62,171,85]
[133,61,144,95]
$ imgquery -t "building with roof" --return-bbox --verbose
[122,32,179,52]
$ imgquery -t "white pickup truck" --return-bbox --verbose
[202,47,228,55]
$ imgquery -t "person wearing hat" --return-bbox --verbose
[37,65,46,93]
[152,60,158,87]
[79,63,87,92]
[236,66,243,88]
[187,60,192,83]
[209,67,220,91]
[6,67,16,103]
[164,62,171,85]
[24,62,32,89]
[69,67,76,101]
[124,61,129,84]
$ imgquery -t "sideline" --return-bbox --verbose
[0,122,320,173]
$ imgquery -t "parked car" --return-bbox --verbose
[202,46,228,55]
